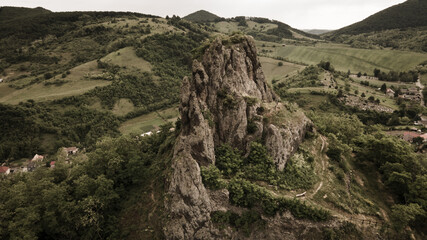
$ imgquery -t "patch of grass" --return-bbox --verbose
[0,60,112,104]
[112,98,135,116]
[119,107,178,135]
[101,47,152,71]
[260,57,305,85]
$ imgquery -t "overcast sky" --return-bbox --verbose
[1,0,406,29]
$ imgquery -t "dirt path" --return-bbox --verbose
[309,135,327,198]
[312,181,323,196]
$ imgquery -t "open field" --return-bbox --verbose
[0,60,111,104]
[101,47,153,71]
[256,41,427,74]
[260,57,305,85]
[119,106,179,135]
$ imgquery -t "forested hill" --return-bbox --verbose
[183,10,221,22]
[184,10,319,41]
[329,0,427,36]
[0,6,51,22]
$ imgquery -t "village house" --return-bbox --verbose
[50,161,56,168]
[0,166,10,175]
[386,88,395,97]
[32,154,44,162]
[141,131,153,137]
[63,147,79,157]
[27,162,37,172]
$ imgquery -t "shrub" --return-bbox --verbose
[215,144,243,177]
[246,120,258,134]
[44,72,53,79]
[201,165,226,190]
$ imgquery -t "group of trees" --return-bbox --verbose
[0,125,176,239]
[311,110,426,236]
[355,133,426,233]
[0,102,120,163]
[274,65,323,90]
[201,141,328,226]
[373,68,418,82]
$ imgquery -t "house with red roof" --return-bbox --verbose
[50,161,56,168]
[402,131,422,142]
[0,166,10,175]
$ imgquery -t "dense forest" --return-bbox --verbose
[0,124,175,239]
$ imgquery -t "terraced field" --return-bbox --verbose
[257,41,427,74]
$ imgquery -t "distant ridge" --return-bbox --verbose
[183,10,221,22]
[330,0,427,36]
[0,6,51,22]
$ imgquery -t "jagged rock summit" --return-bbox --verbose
[165,35,312,239]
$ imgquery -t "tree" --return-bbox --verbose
[361,93,366,98]
[374,68,381,77]
[391,204,425,231]
[357,72,362,78]
[381,83,387,93]
[215,144,243,177]
[278,62,283,66]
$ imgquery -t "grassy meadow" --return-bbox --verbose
[257,41,427,74]
[259,56,305,85]
[119,106,179,134]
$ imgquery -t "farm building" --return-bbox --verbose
[32,154,44,162]
[63,147,79,156]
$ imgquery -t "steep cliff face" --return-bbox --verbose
[165,35,312,239]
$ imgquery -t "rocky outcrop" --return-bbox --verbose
[165,35,312,239]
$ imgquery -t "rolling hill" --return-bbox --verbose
[0,6,51,22]
[330,0,427,35]
[325,0,427,52]
[0,6,426,240]
[183,9,221,22]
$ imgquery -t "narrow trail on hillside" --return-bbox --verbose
[310,135,327,198]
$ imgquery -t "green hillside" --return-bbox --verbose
[0,10,209,162]
[0,6,51,22]
[183,10,221,22]
[257,41,427,74]
[330,0,427,35]
[0,7,426,240]
[326,0,427,52]
[213,17,319,42]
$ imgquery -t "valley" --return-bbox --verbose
[0,2,426,240]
